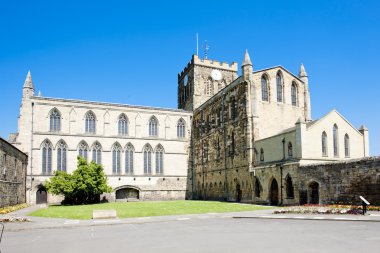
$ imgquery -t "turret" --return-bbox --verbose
[242,49,253,81]
[22,71,35,99]
[299,64,311,122]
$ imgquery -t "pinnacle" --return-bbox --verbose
[23,70,34,89]
[299,63,308,77]
[242,49,252,66]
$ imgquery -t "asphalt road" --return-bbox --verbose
[2,217,380,253]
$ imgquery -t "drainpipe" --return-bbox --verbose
[280,138,285,206]
[280,166,283,206]
[30,101,34,204]
[222,93,228,201]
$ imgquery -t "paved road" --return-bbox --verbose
[2,216,380,253]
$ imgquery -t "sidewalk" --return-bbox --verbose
[233,210,380,222]
[2,205,380,232]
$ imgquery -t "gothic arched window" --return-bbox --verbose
[322,131,328,157]
[125,143,134,174]
[288,142,293,158]
[143,144,152,174]
[78,141,89,161]
[206,79,213,95]
[92,142,102,165]
[261,75,269,101]
[41,140,53,174]
[177,118,186,138]
[260,148,264,162]
[230,96,237,120]
[276,73,283,102]
[231,131,235,156]
[291,82,298,106]
[118,114,128,136]
[56,140,67,172]
[155,145,164,175]
[285,175,294,198]
[333,124,339,157]
[112,143,122,174]
[49,108,61,132]
[149,117,158,137]
[344,134,350,157]
[85,111,96,133]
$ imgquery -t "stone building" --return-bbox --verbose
[10,50,373,205]
[185,51,371,204]
[12,72,191,204]
[0,137,28,207]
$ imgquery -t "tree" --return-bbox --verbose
[45,157,112,204]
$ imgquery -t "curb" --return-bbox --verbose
[232,216,380,222]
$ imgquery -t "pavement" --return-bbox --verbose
[2,204,380,232]
[2,210,380,253]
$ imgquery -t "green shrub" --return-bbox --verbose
[45,157,112,205]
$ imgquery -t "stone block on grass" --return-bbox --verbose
[92,209,117,219]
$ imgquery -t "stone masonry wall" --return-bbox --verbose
[0,138,28,208]
[188,80,254,202]
[252,157,380,206]
[298,157,380,205]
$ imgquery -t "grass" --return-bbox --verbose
[28,200,272,220]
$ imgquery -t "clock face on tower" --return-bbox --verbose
[211,69,222,81]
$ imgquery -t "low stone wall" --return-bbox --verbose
[251,157,380,206]
[298,157,380,205]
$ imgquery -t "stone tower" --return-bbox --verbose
[178,54,238,111]
[15,71,35,174]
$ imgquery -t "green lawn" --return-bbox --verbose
[29,200,272,220]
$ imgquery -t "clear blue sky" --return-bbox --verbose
[0,0,379,155]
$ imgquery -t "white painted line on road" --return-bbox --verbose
[260,216,273,218]
[93,219,120,223]
[333,217,351,220]
[293,217,306,219]
[138,217,151,219]
[64,220,79,224]
[177,218,190,221]
[222,216,232,218]
[275,216,287,219]
[207,213,218,215]
[313,217,325,220]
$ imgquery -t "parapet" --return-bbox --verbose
[178,54,238,78]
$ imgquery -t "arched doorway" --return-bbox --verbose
[115,187,139,201]
[270,179,279,205]
[36,185,47,204]
[309,182,319,204]
[236,184,242,202]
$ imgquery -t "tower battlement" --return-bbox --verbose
[178,54,238,78]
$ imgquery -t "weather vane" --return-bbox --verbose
[203,40,210,59]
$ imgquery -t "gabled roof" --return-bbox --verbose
[307,109,363,135]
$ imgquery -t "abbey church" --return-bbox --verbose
[11,51,376,205]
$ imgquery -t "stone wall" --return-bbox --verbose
[298,157,380,205]
[188,80,254,202]
[251,157,380,206]
[0,138,28,208]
